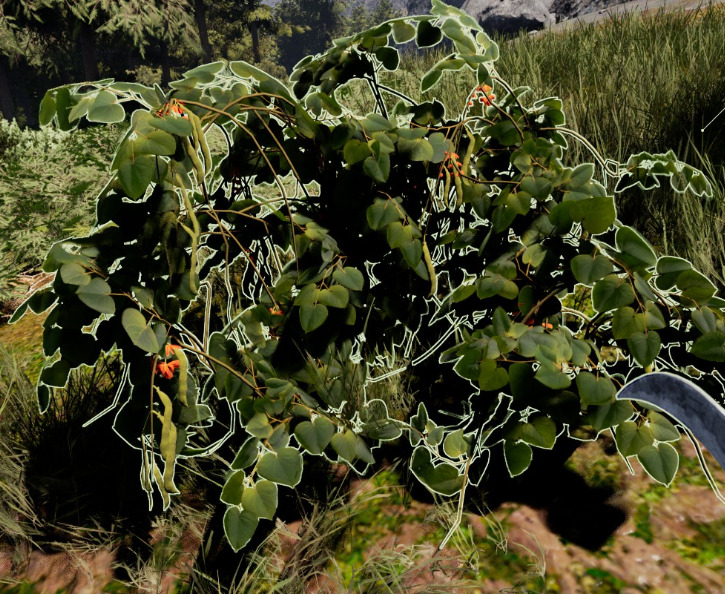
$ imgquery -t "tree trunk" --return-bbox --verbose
[250,19,261,63]
[194,0,212,62]
[78,21,100,81]
[0,56,16,121]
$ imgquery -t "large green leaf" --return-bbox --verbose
[294,417,335,455]
[241,480,278,520]
[647,412,680,442]
[410,447,463,496]
[588,401,633,432]
[655,256,692,290]
[517,416,557,449]
[332,267,364,291]
[576,372,616,405]
[690,331,725,362]
[615,226,657,270]
[591,275,635,312]
[121,308,160,354]
[571,254,613,285]
[637,442,679,486]
[614,421,654,457]
[223,507,258,552]
[220,470,246,505]
[87,90,125,123]
[117,152,157,200]
[257,447,303,487]
[77,278,115,314]
[299,303,328,333]
[503,440,532,477]
[627,331,661,368]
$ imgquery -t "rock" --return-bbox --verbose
[461,0,556,35]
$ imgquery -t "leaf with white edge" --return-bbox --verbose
[588,401,634,432]
[220,469,246,505]
[241,480,278,520]
[478,359,509,391]
[627,331,661,368]
[246,412,273,439]
[77,277,115,314]
[257,447,303,487]
[117,153,156,200]
[648,412,680,442]
[504,440,532,477]
[331,429,358,462]
[87,90,125,123]
[410,447,464,496]
[676,269,716,305]
[535,360,571,390]
[392,20,416,43]
[615,421,654,457]
[443,429,469,458]
[690,331,725,362]
[60,263,91,286]
[232,438,260,469]
[591,275,635,312]
[121,308,160,354]
[299,303,328,333]
[518,416,557,449]
[294,417,335,455]
[571,254,612,285]
[655,256,692,290]
[224,507,258,552]
[615,226,657,270]
[637,442,679,486]
[576,372,616,405]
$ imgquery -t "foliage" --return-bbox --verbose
[0,119,121,300]
[15,0,725,553]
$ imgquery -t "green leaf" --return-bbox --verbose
[299,303,328,333]
[627,331,661,368]
[588,401,633,432]
[257,447,303,487]
[443,429,469,458]
[117,153,157,200]
[392,21,416,43]
[77,278,115,314]
[410,448,463,496]
[637,442,679,486]
[150,115,194,136]
[612,307,641,340]
[318,285,349,308]
[571,254,612,285]
[224,507,258,552]
[246,412,273,439]
[478,359,509,391]
[615,421,654,457]
[503,440,532,477]
[294,417,335,455]
[332,267,364,291]
[576,372,616,405]
[655,256,692,290]
[676,269,716,305]
[615,226,657,270]
[363,153,390,183]
[60,263,90,286]
[416,20,442,48]
[232,438,260,469]
[648,412,680,442]
[343,139,371,165]
[39,91,56,126]
[135,130,176,156]
[331,429,358,462]
[518,416,557,449]
[121,308,160,354]
[591,275,635,312]
[87,90,125,123]
[572,196,616,235]
[375,46,399,70]
[421,68,443,93]
[241,480,278,520]
[690,331,725,362]
[220,470,246,505]
[367,198,402,230]
[535,360,571,390]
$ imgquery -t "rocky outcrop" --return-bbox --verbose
[461,0,556,35]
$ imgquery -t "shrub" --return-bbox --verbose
[12,0,725,554]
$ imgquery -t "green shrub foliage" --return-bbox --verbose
[14,0,725,551]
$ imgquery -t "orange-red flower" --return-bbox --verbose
[156,359,180,380]
[468,84,495,107]
[269,306,284,316]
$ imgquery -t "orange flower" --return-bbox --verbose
[269,306,283,316]
[156,359,180,380]
[165,343,182,357]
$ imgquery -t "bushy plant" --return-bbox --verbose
[12,0,725,553]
